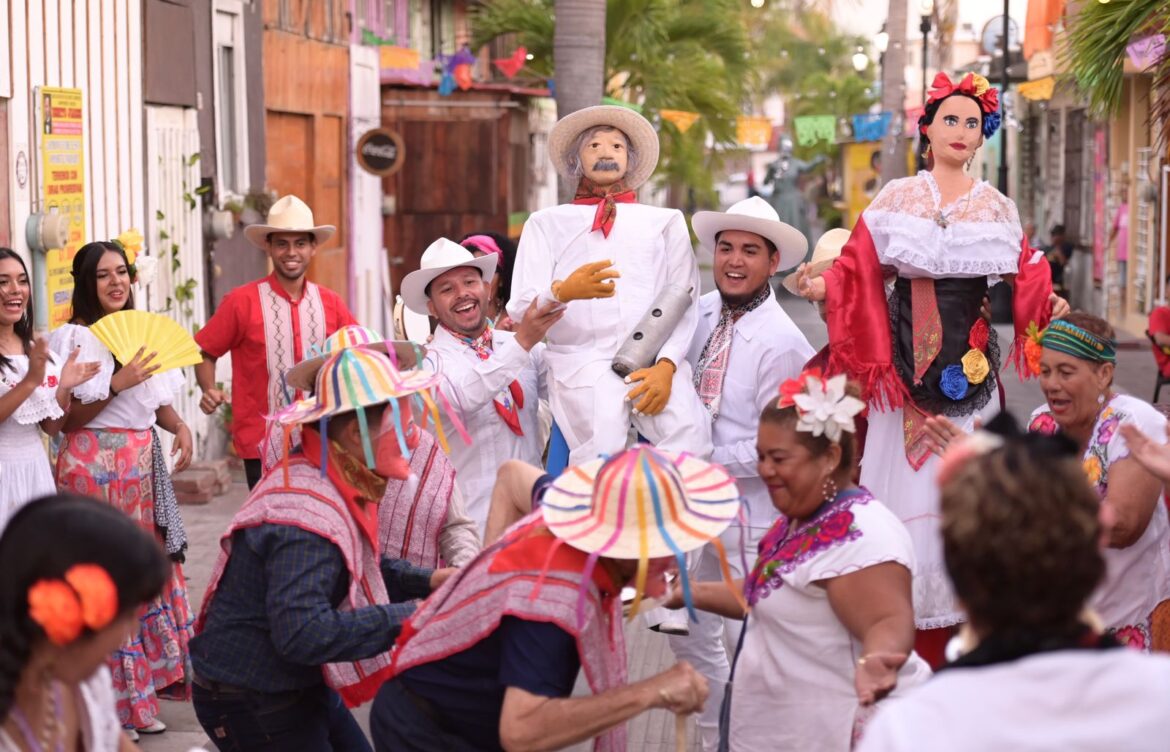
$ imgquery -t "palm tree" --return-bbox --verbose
[1063,0,1170,143]
[472,0,749,201]
[880,0,910,184]
[552,0,606,198]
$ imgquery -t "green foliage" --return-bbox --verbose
[472,0,749,193]
[1063,0,1169,131]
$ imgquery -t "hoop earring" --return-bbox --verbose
[821,476,839,503]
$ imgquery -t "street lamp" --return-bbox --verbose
[852,47,870,73]
[919,0,933,100]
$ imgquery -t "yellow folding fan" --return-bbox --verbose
[89,310,202,373]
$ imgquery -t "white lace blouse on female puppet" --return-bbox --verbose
[857,170,1023,630]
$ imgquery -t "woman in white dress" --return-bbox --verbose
[49,241,194,739]
[0,494,175,752]
[0,249,99,530]
[859,417,1170,752]
[796,72,1068,665]
[667,371,931,750]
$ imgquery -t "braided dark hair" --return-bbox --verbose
[0,494,170,722]
[0,249,34,375]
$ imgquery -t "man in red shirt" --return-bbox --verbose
[195,195,356,488]
[1149,276,1170,379]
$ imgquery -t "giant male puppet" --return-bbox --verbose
[507,106,712,463]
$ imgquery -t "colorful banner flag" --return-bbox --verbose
[660,109,700,133]
[736,116,773,148]
[379,46,420,71]
[1018,76,1055,101]
[851,112,891,142]
[1127,34,1165,70]
[494,47,527,79]
[792,115,836,147]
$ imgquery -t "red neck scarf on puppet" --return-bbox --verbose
[573,178,636,238]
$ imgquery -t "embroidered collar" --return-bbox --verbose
[264,272,312,305]
[745,487,871,606]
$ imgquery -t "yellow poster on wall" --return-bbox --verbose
[841,141,917,229]
[38,87,86,328]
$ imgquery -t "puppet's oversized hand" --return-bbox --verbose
[552,260,621,302]
[624,359,675,416]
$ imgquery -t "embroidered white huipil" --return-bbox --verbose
[424,327,545,531]
[507,202,712,463]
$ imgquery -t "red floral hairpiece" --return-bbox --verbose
[28,564,119,646]
[919,73,1000,137]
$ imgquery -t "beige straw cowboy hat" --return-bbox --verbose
[548,105,660,190]
[782,228,851,295]
[244,195,336,248]
[692,197,809,273]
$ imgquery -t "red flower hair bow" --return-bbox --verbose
[925,72,999,114]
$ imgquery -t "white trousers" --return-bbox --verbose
[666,522,770,752]
[548,357,713,463]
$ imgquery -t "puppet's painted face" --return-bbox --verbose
[578,127,629,187]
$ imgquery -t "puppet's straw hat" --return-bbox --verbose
[548,105,660,190]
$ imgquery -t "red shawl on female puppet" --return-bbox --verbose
[820,216,1054,408]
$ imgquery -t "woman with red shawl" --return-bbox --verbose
[796,72,1068,666]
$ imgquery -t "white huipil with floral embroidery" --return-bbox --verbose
[0,353,64,530]
[730,490,932,751]
[859,171,1024,630]
[1029,394,1170,649]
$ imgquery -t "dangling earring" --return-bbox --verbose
[922,144,932,159]
[966,154,975,171]
[1097,393,1106,406]
[821,476,839,503]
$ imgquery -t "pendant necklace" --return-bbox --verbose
[934,177,976,229]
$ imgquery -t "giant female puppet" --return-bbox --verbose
[508,106,711,463]
[797,72,1069,663]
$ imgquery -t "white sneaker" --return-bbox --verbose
[137,719,167,734]
[124,729,139,742]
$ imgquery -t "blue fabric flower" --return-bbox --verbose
[940,365,969,401]
[982,110,1002,139]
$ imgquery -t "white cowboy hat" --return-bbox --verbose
[548,105,660,191]
[541,445,741,560]
[400,238,497,315]
[782,227,851,295]
[243,195,336,249]
[692,197,808,273]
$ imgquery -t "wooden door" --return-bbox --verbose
[265,110,348,297]
[382,113,510,294]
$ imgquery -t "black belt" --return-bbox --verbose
[191,673,262,695]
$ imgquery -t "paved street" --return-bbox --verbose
[141,289,1163,751]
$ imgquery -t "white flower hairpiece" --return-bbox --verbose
[791,373,866,442]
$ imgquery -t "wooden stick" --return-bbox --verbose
[675,713,687,752]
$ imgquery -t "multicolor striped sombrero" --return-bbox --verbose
[285,325,426,392]
[276,347,441,426]
[540,446,743,620]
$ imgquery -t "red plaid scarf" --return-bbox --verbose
[444,323,525,436]
[573,178,636,237]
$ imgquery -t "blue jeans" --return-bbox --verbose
[193,682,372,752]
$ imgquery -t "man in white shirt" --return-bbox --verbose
[507,105,712,464]
[673,196,815,750]
[401,238,561,532]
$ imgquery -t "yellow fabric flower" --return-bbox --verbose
[115,228,144,265]
[1084,455,1103,486]
[961,348,989,385]
[971,74,991,96]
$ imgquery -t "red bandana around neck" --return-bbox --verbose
[302,427,385,548]
[441,323,525,436]
[573,178,637,238]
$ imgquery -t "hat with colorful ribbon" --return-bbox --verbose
[285,325,427,392]
[539,445,744,623]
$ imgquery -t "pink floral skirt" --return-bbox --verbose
[56,428,193,728]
